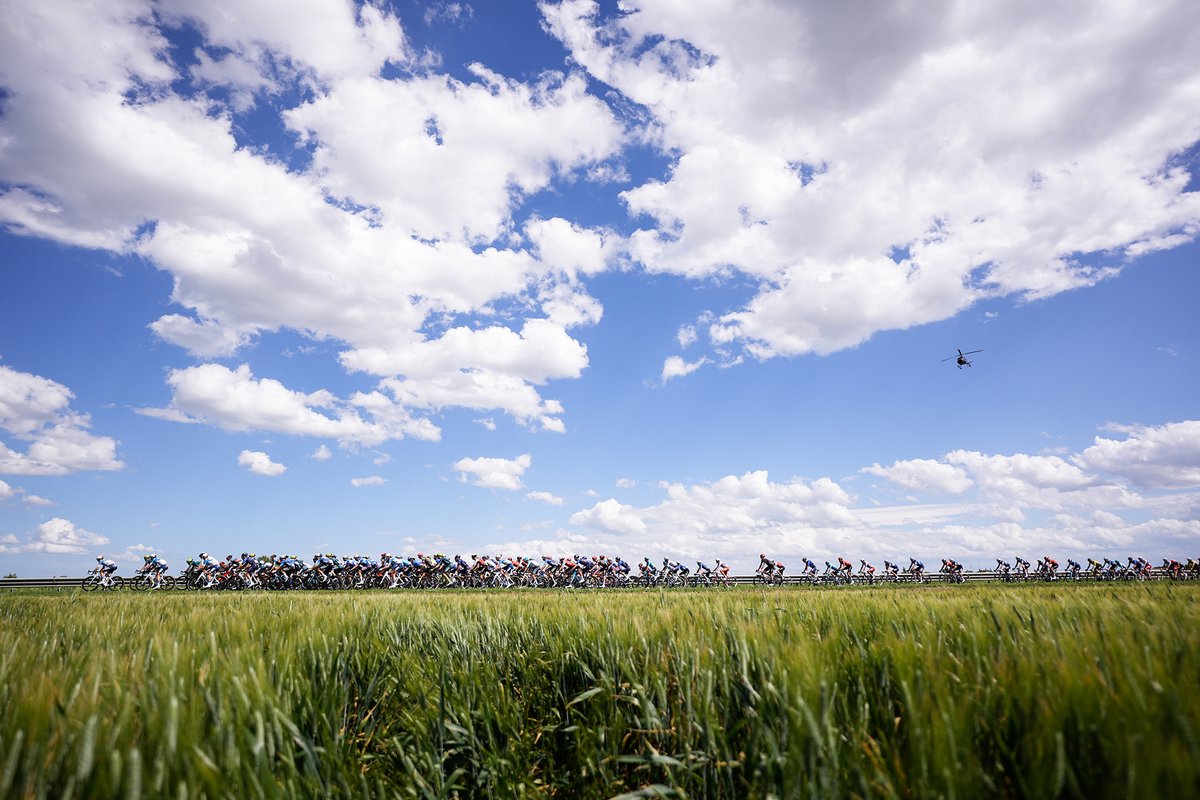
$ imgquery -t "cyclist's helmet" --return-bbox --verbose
[96,555,104,561]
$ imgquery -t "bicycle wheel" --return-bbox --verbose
[81,575,101,592]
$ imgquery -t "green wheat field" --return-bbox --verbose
[1,584,1197,799]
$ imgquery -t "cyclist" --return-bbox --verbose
[664,558,689,584]
[143,553,169,589]
[908,558,925,581]
[1014,556,1030,579]
[197,552,218,588]
[93,555,118,586]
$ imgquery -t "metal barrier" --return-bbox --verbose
[0,577,89,589]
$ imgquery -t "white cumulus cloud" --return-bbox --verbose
[0,0,623,444]
[453,453,532,490]
[569,498,647,535]
[527,490,565,506]
[147,364,440,447]
[863,459,973,494]
[351,475,387,487]
[1076,420,1200,489]
[238,449,287,477]
[660,355,709,383]
[0,365,123,476]
[21,517,109,554]
[543,0,1200,360]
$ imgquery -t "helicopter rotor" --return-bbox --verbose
[941,348,983,363]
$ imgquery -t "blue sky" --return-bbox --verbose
[2,0,1198,575]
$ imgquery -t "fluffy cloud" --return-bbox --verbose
[0,480,54,507]
[569,498,647,535]
[863,459,973,494]
[286,67,621,244]
[527,490,565,506]
[351,475,387,487]
[146,364,440,446]
[567,471,855,554]
[943,450,1140,514]
[660,355,708,383]
[21,518,109,554]
[453,453,532,490]
[543,0,1200,359]
[311,444,333,461]
[238,449,287,477]
[0,0,622,444]
[159,0,411,86]
[1076,421,1200,489]
[0,365,123,476]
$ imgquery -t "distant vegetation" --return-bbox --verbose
[1,585,1197,798]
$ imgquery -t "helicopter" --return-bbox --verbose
[942,348,982,369]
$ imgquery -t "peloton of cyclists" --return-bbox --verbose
[86,549,1199,590]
